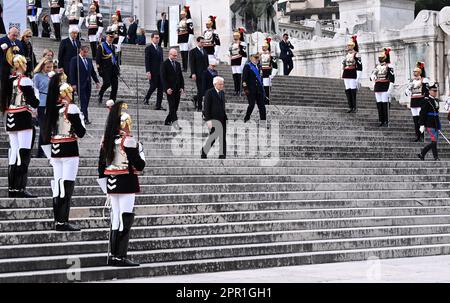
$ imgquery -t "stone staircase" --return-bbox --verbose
[0,38,449,282]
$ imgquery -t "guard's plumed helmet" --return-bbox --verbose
[107,100,132,133]
[414,62,426,77]
[347,35,359,52]
[263,37,272,51]
[233,27,245,42]
[181,6,191,19]
[206,16,216,30]
[378,48,391,64]
[13,54,27,72]
[59,76,74,102]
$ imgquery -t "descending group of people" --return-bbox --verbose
[343,35,444,161]
[1,3,449,270]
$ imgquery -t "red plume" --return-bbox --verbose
[212,16,216,21]
[417,62,424,69]
[352,35,357,42]
[116,9,121,16]
[184,5,190,12]
[385,48,391,55]
[239,27,245,33]
[266,37,272,43]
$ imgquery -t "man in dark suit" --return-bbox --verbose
[189,36,209,111]
[157,12,169,48]
[0,4,6,35]
[279,33,294,76]
[70,46,101,125]
[127,17,138,44]
[201,76,227,159]
[0,27,25,76]
[202,59,218,97]
[161,48,184,126]
[58,27,81,82]
[144,32,165,110]
[96,30,120,104]
[242,53,266,122]
[0,27,25,106]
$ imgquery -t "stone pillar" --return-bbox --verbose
[333,0,415,34]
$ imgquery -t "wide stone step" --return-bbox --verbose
[2,221,449,247]
[0,243,449,282]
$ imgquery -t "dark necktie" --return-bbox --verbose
[83,58,88,70]
[72,39,77,49]
[171,60,176,71]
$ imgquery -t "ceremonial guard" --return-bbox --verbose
[177,6,194,72]
[229,27,247,96]
[418,82,441,161]
[110,10,126,65]
[66,0,85,36]
[370,48,395,127]
[0,53,39,198]
[260,37,277,104]
[342,35,362,113]
[27,0,43,37]
[406,62,429,142]
[48,0,65,41]
[86,0,103,59]
[203,16,220,62]
[42,72,86,231]
[98,100,146,267]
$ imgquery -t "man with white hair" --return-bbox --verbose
[201,76,227,159]
[58,27,81,83]
[202,58,218,97]
[0,27,25,89]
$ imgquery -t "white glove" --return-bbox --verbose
[387,83,394,96]
[420,126,425,134]
[96,178,108,194]
[370,73,376,82]
[138,142,146,161]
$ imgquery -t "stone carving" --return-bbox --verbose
[438,7,450,35]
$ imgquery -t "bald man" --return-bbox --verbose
[161,48,185,126]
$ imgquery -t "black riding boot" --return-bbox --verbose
[181,51,188,72]
[31,22,38,36]
[107,230,119,265]
[55,180,80,231]
[382,102,389,126]
[54,23,61,41]
[376,103,384,126]
[14,149,37,198]
[114,212,139,267]
[351,89,358,113]
[345,89,353,113]
[264,86,270,104]
[412,116,421,142]
[232,74,238,95]
[236,74,242,95]
[90,42,97,59]
[8,164,16,197]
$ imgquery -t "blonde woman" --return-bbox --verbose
[20,29,37,76]
[33,57,54,157]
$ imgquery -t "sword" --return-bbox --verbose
[439,130,450,145]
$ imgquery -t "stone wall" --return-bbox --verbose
[289,9,449,101]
